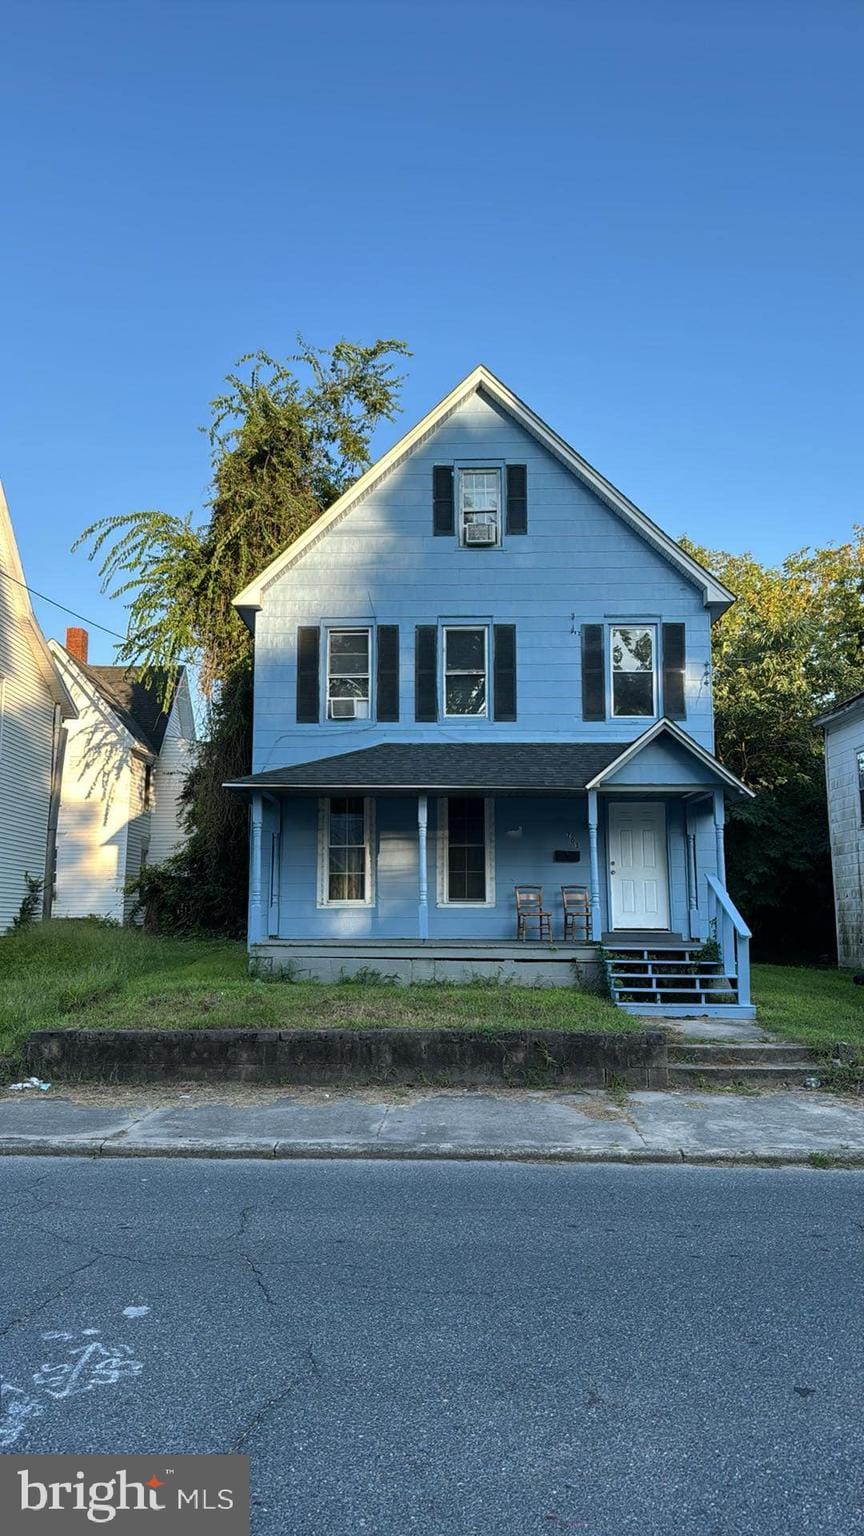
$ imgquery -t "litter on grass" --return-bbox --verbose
[7,1076,52,1093]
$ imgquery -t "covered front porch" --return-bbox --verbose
[229,726,755,1014]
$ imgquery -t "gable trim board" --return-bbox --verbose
[0,485,76,719]
[232,366,734,622]
[584,719,754,798]
[815,690,864,730]
[49,643,156,760]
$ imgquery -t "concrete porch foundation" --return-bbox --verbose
[248,939,603,988]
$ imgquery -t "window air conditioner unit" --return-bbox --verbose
[330,698,369,719]
[464,522,497,546]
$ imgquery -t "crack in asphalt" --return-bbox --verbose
[242,1252,276,1309]
[231,1347,321,1451]
[0,1256,102,1338]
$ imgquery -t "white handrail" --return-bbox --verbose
[706,874,752,1008]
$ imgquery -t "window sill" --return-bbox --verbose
[317,900,375,910]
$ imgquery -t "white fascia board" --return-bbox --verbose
[0,484,77,717]
[585,718,754,797]
[231,365,735,618]
[26,618,77,717]
[47,640,141,750]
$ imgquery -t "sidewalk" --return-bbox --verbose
[1,1086,864,1165]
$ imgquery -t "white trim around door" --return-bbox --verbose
[607,801,670,930]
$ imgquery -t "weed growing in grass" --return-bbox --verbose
[337,967,400,986]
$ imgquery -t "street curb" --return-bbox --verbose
[0,1139,862,1167]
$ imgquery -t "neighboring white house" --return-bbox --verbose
[817,690,864,969]
[49,628,196,923]
[0,483,77,929]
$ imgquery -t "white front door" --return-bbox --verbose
[608,802,670,930]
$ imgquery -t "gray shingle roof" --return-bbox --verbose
[226,741,626,794]
[79,663,180,754]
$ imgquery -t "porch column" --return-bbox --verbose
[417,793,429,940]
[250,792,265,943]
[684,802,699,940]
[713,788,727,887]
[587,789,602,942]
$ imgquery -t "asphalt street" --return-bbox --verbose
[0,1157,862,1535]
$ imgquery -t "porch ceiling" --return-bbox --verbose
[226,741,627,795]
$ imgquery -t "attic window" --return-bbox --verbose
[459,470,500,547]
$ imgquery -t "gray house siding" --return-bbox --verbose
[823,704,864,967]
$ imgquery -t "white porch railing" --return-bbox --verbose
[705,874,751,1009]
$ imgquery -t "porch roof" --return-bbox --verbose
[226,741,625,795]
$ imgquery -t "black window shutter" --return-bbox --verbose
[296,626,320,723]
[433,466,455,536]
[581,625,606,721]
[493,625,517,721]
[376,625,400,722]
[415,626,437,721]
[662,623,687,719]
[506,465,528,535]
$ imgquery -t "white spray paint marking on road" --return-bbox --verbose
[3,1314,147,1447]
[0,1384,44,1448]
[33,1336,143,1400]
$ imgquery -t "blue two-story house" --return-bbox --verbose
[229,367,754,1017]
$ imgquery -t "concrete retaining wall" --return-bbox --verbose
[26,1027,667,1089]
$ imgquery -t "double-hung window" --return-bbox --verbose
[611,625,656,718]
[459,469,500,546]
[327,628,370,719]
[439,797,494,905]
[858,749,864,825]
[321,796,373,904]
[443,627,487,717]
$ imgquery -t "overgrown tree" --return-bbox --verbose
[682,530,864,960]
[76,339,410,933]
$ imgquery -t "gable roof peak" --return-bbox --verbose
[232,368,735,620]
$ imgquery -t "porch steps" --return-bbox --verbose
[604,942,753,1019]
[667,1044,820,1089]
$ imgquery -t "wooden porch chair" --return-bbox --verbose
[561,885,590,942]
[515,885,552,942]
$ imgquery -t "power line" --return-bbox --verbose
[0,565,127,640]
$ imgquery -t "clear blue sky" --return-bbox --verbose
[1,0,861,663]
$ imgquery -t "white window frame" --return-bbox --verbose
[458,467,501,548]
[436,796,496,907]
[608,623,658,720]
[326,626,372,721]
[857,747,864,827]
[442,625,489,720]
[317,796,376,907]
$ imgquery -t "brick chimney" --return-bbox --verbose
[65,626,89,664]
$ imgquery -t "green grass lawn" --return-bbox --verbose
[751,963,864,1056]
[0,920,629,1063]
[2,923,861,1069]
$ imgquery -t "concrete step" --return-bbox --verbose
[668,1062,819,1088]
[669,1043,816,1066]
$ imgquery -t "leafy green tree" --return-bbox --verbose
[76,339,410,933]
[682,531,864,959]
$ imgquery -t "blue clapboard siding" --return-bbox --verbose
[251,389,715,776]
[271,793,697,942]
